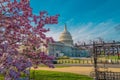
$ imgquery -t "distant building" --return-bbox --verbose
[47,24,90,57]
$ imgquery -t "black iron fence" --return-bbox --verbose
[92,41,120,80]
[98,71,120,80]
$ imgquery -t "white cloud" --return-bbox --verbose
[45,20,120,43]
[71,21,119,42]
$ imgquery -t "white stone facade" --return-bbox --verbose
[47,25,90,57]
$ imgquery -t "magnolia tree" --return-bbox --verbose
[0,0,58,80]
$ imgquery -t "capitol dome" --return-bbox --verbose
[59,24,73,46]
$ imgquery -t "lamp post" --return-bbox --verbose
[93,42,98,80]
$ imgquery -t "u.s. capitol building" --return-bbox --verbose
[47,25,90,57]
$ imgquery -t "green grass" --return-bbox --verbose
[0,74,4,80]
[106,55,119,59]
[98,55,120,60]
[0,70,93,80]
[30,70,93,80]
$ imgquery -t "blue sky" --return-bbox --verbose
[30,0,120,43]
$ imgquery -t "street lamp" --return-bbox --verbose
[93,41,98,80]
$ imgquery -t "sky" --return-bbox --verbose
[30,0,120,43]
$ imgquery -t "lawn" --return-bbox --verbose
[30,70,93,80]
[0,70,93,80]
[105,55,119,59]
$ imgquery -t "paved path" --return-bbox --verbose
[32,66,120,76]
[54,64,120,68]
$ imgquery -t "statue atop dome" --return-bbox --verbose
[64,23,67,32]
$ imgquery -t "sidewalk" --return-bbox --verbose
[31,66,120,76]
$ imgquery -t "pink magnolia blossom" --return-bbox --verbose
[0,0,59,79]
